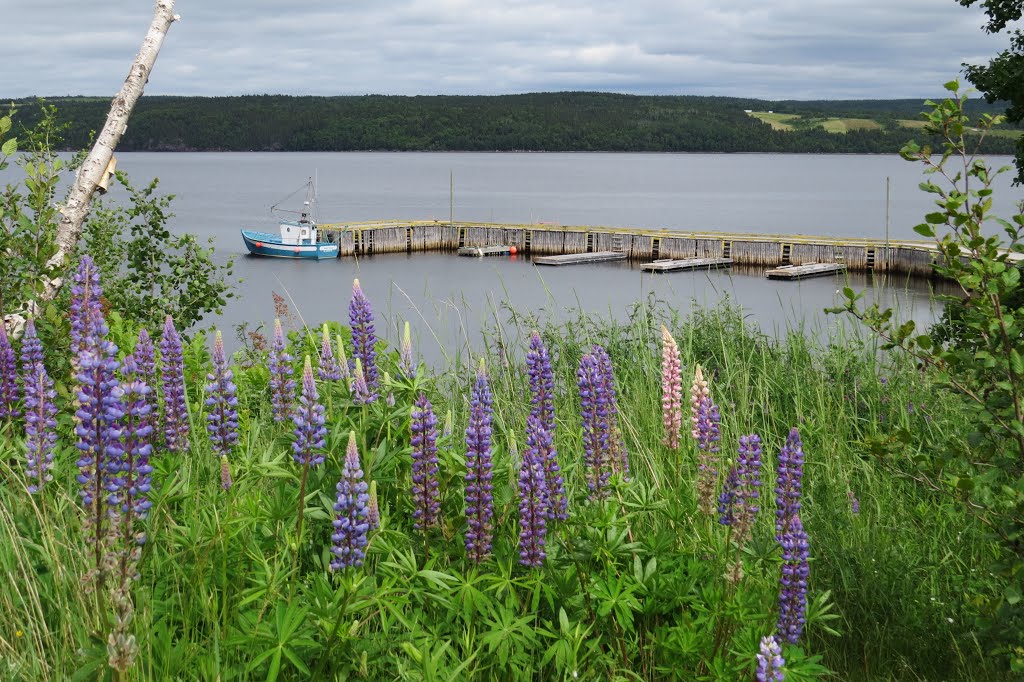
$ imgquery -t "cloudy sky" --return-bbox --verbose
[0,1,1015,101]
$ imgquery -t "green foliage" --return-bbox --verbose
[81,171,237,332]
[832,81,1024,671]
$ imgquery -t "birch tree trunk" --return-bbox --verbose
[40,0,179,302]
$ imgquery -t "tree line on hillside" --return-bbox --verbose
[3,92,1018,154]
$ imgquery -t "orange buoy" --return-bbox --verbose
[294,247,301,253]
[509,246,517,255]
[255,241,263,248]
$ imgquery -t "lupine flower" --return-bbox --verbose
[24,361,57,493]
[733,434,764,543]
[70,255,104,360]
[694,386,721,515]
[775,428,804,538]
[367,480,380,530]
[351,358,372,404]
[848,489,860,514]
[205,331,238,481]
[465,359,495,563]
[335,334,351,383]
[527,413,567,521]
[526,331,555,433]
[399,321,416,380]
[268,319,295,423]
[756,635,786,682]
[220,456,232,491]
[661,325,683,449]
[116,352,153,528]
[292,356,326,467]
[777,514,810,644]
[718,465,740,527]
[519,415,550,567]
[593,345,628,479]
[578,351,611,499]
[690,365,710,440]
[410,393,441,531]
[348,279,379,397]
[331,432,370,571]
[0,323,19,419]
[317,323,341,381]
[131,328,158,450]
[159,315,189,452]
[20,318,44,376]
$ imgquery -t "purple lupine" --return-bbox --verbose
[20,318,44,376]
[74,310,124,585]
[756,635,786,682]
[317,324,342,381]
[464,359,495,563]
[848,489,860,514]
[268,319,295,423]
[159,315,189,452]
[24,361,57,493]
[115,355,154,536]
[593,345,628,479]
[733,434,764,543]
[527,412,568,521]
[205,331,238,484]
[293,356,327,467]
[410,393,441,531]
[331,432,370,571]
[526,330,555,433]
[578,351,611,499]
[777,514,810,644]
[367,480,381,531]
[399,321,416,380]
[348,278,379,398]
[351,358,372,405]
[0,323,18,419]
[775,428,804,539]
[661,325,683,449]
[718,466,740,527]
[694,395,721,516]
[519,415,550,567]
[131,328,158,450]
[70,255,104,361]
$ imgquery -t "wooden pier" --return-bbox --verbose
[458,245,515,257]
[316,220,947,277]
[641,257,734,273]
[533,251,628,266]
[765,263,846,280]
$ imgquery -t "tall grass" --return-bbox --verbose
[0,298,1007,680]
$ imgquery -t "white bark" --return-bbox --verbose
[40,0,179,302]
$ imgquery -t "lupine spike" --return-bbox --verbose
[317,323,342,381]
[690,365,709,439]
[661,325,683,449]
[351,357,371,404]
[577,352,611,499]
[159,315,189,452]
[0,323,19,419]
[756,635,786,682]
[518,415,550,567]
[464,359,495,563]
[733,434,764,544]
[335,334,351,383]
[399,321,416,380]
[292,356,327,467]
[528,410,568,521]
[777,513,810,644]
[269,318,296,423]
[115,358,154,533]
[331,432,370,570]
[692,368,721,515]
[70,255,104,360]
[130,328,158,452]
[24,361,57,493]
[367,480,380,530]
[718,465,740,527]
[205,331,238,485]
[410,393,441,531]
[20,318,44,376]
[348,279,379,398]
[592,345,628,479]
[526,330,555,434]
[775,428,804,538]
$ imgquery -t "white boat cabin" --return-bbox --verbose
[278,202,318,245]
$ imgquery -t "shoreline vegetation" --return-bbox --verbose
[4,92,1020,154]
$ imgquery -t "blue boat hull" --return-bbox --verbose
[241,230,339,260]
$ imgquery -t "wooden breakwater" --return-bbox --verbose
[317,220,942,276]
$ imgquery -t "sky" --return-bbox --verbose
[0,0,1017,101]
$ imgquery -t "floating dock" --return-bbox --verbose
[533,251,628,266]
[641,257,734,273]
[458,245,515,257]
[316,220,945,277]
[766,263,846,280]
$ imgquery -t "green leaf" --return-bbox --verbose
[913,223,936,238]
[1,137,16,156]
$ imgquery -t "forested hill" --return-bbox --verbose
[5,92,1019,154]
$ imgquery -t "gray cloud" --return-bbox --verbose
[0,0,1015,99]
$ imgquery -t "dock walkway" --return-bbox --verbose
[641,257,733,272]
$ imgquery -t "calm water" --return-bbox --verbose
[14,151,1019,360]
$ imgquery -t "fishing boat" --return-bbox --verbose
[240,179,339,259]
